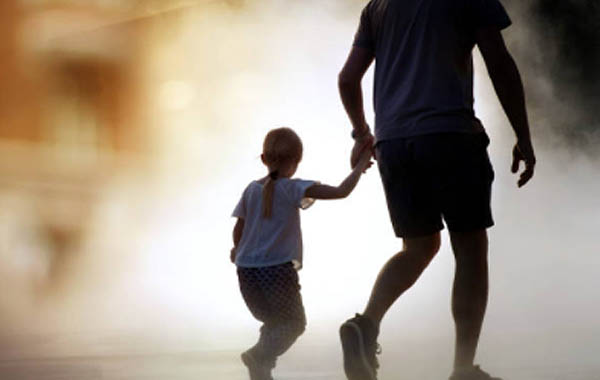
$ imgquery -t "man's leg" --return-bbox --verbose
[363,232,441,327]
[449,229,489,370]
[340,233,441,380]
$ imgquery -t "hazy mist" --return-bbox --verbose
[0,1,598,379]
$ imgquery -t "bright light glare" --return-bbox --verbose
[125,2,463,347]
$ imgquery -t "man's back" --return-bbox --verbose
[354,0,511,141]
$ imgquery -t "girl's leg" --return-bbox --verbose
[238,263,306,369]
[254,263,305,367]
[238,266,274,378]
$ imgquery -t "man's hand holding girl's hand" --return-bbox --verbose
[356,146,374,173]
[351,130,375,169]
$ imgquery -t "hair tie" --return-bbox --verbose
[269,170,279,180]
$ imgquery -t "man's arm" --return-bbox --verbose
[339,46,374,134]
[339,46,376,168]
[476,28,536,187]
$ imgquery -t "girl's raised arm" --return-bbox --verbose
[305,151,372,200]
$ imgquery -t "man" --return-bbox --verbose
[337,1,536,380]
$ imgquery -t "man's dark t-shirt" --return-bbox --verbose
[353,0,511,142]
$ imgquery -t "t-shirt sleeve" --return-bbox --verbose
[232,187,247,218]
[352,4,375,51]
[469,0,512,31]
[289,179,317,210]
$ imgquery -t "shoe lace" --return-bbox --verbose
[353,314,381,370]
[370,342,382,369]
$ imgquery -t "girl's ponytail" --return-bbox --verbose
[262,170,279,218]
[261,127,302,218]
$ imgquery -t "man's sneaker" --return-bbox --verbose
[339,314,380,380]
[241,350,273,380]
[449,365,502,380]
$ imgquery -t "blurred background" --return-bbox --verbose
[0,0,598,379]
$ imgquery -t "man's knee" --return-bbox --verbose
[403,232,441,262]
[450,229,488,262]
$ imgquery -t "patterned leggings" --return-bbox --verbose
[237,262,306,368]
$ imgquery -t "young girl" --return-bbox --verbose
[231,127,372,380]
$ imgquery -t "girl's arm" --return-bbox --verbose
[231,218,245,263]
[305,151,372,200]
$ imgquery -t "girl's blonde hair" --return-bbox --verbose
[262,127,303,218]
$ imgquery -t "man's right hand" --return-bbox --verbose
[351,131,375,169]
[355,147,374,173]
[511,138,536,187]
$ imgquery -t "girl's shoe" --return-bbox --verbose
[449,365,502,380]
[241,350,273,380]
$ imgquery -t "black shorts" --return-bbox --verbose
[376,132,495,238]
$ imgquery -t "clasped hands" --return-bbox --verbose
[351,130,376,171]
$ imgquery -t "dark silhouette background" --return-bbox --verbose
[505,0,600,148]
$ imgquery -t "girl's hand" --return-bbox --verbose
[304,147,373,200]
[230,247,237,263]
[356,148,374,173]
